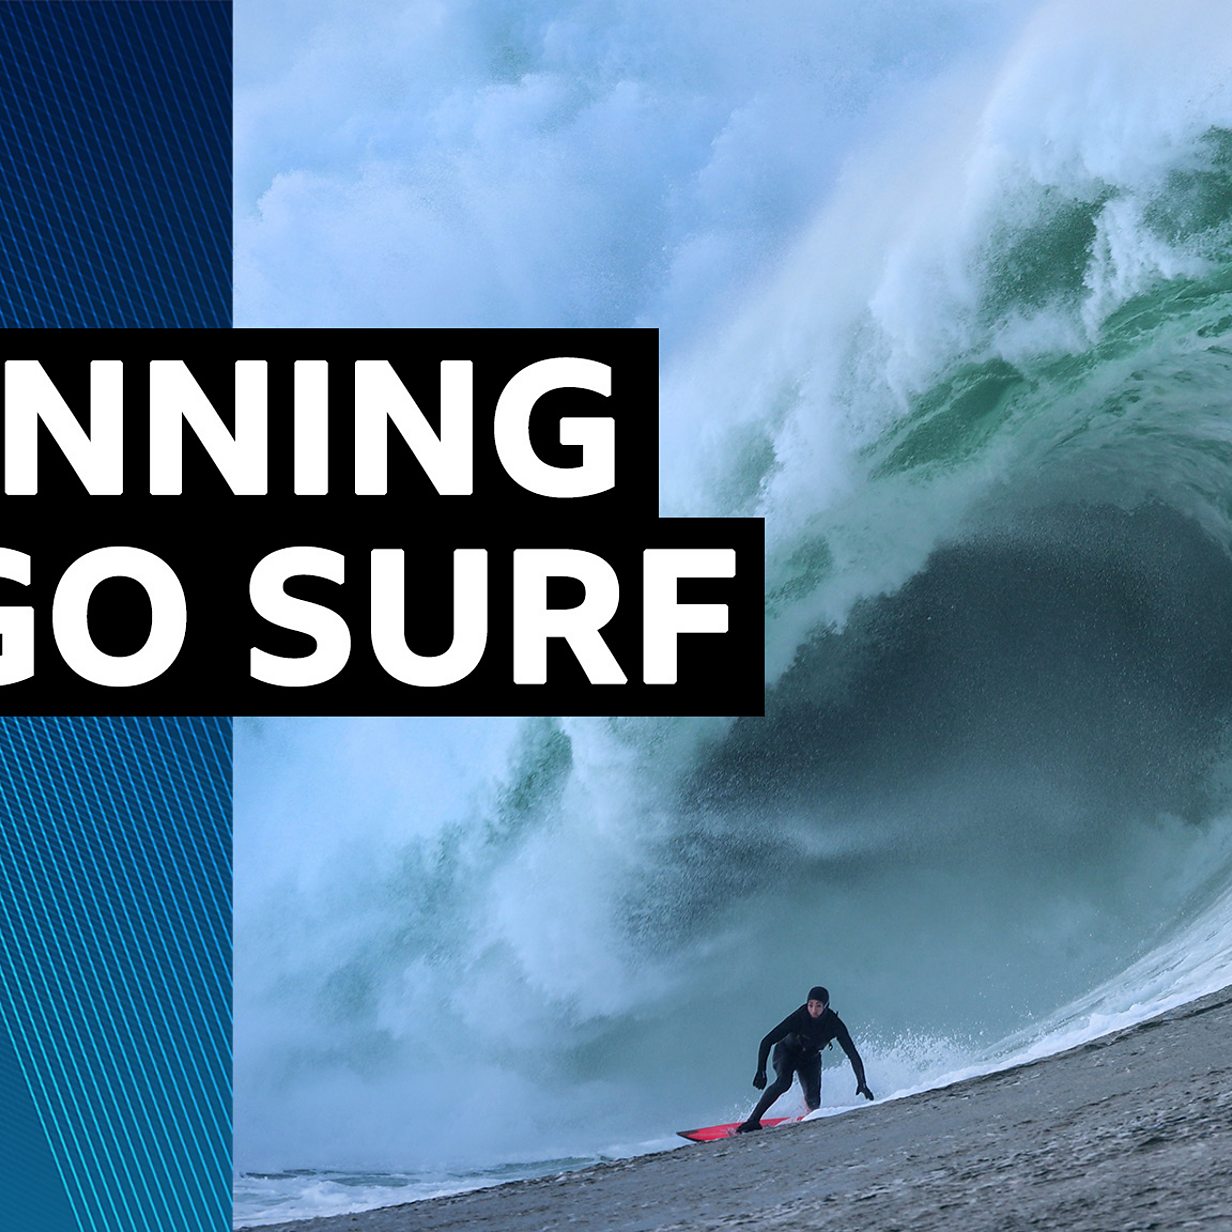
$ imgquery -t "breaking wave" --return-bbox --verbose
[235,0,1232,1222]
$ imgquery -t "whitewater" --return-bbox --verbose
[234,1,1232,1225]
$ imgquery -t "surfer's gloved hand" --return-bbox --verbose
[753,1070,767,1090]
[856,1082,874,1101]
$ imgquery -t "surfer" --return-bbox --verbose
[736,985,873,1133]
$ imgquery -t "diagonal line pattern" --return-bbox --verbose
[0,718,233,1232]
[0,1,231,329]
[0,3,233,1231]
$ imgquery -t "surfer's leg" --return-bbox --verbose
[739,1043,797,1130]
[799,1053,821,1112]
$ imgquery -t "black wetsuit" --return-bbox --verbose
[745,1005,867,1125]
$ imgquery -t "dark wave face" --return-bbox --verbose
[650,501,1232,1021]
[234,2,1232,1216]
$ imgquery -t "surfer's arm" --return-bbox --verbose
[833,1017,872,1095]
[756,1012,798,1074]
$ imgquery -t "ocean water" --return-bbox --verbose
[234,1,1232,1225]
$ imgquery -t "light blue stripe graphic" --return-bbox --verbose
[0,2,233,1228]
[0,718,232,1232]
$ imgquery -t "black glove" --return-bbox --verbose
[753,1070,767,1090]
[856,1082,874,1101]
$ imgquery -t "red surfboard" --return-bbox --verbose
[677,1116,798,1142]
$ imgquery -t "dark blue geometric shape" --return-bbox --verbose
[0,0,231,328]
[0,717,232,1232]
[0,1027,78,1231]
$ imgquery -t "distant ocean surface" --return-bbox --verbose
[234,1156,618,1227]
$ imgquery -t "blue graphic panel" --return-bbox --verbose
[0,2,233,1231]
[0,719,232,1232]
[0,0,231,329]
